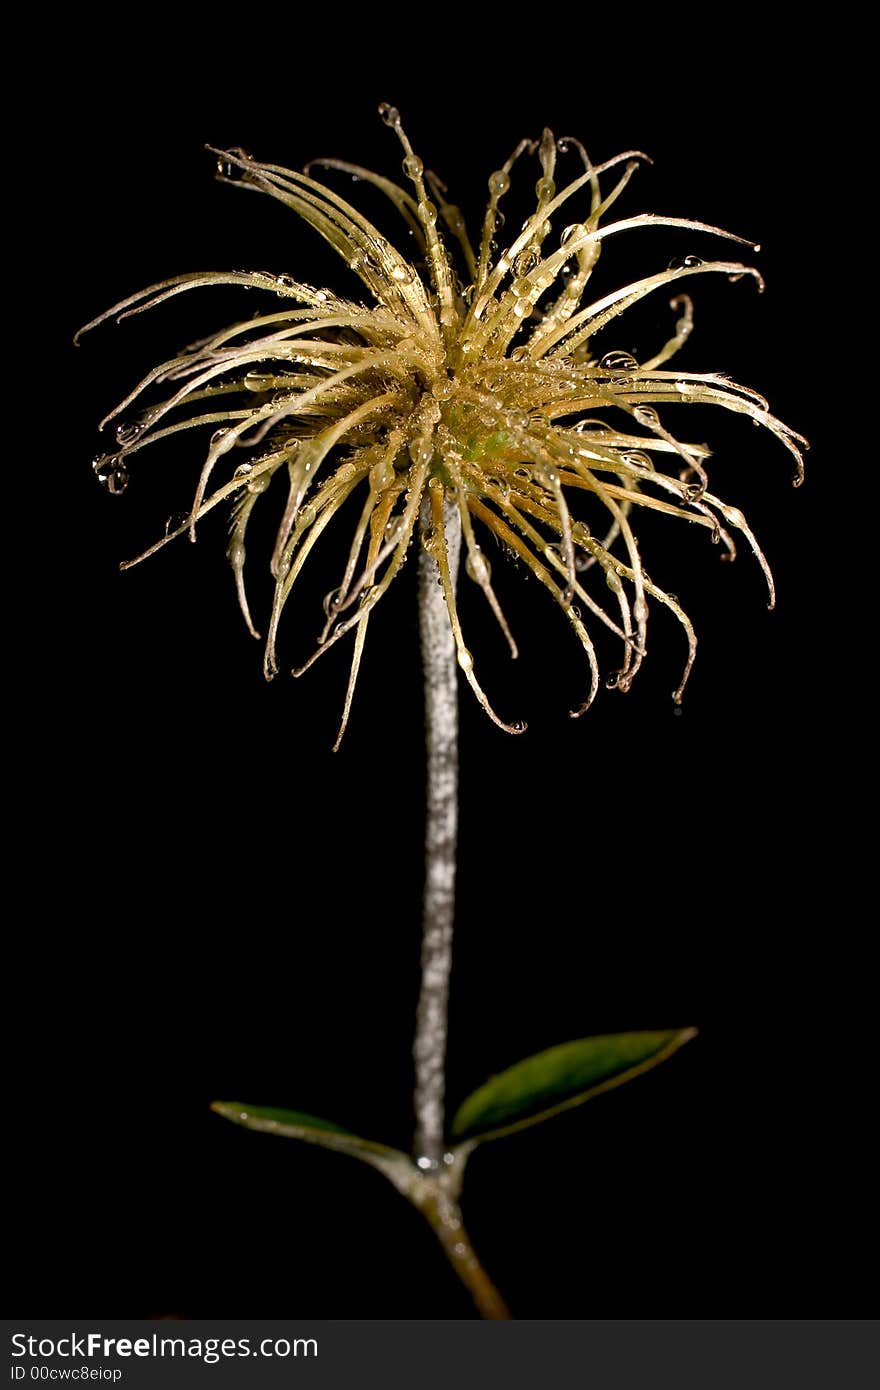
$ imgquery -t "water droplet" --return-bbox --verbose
[465,548,492,586]
[535,176,556,201]
[115,419,145,446]
[560,222,586,245]
[409,438,434,467]
[457,648,474,673]
[391,262,414,285]
[488,170,510,198]
[275,274,297,290]
[227,539,245,567]
[600,351,639,375]
[418,200,438,227]
[622,451,653,470]
[634,405,660,428]
[370,457,395,491]
[244,371,273,391]
[210,428,230,447]
[216,151,251,181]
[668,254,704,270]
[378,103,400,128]
[416,1155,436,1171]
[605,670,622,690]
[248,471,271,495]
[514,247,540,278]
[234,462,253,479]
[447,207,467,236]
[402,154,423,178]
[684,482,705,502]
[512,297,531,319]
[322,586,343,617]
[92,454,129,495]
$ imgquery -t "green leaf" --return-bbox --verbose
[451,1029,696,1144]
[211,1102,407,1167]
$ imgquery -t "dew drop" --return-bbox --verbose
[668,254,704,270]
[488,170,510,198]
[244,371,273,391]
[216,151,250,181]
[634,405,660,428]
[535,176,556,201]
[391,262,414,285]
[514,248,540,278]
[560,222,586,245]
[409,438,434,467]
[227,539,245,567]
[247,471,271,495]
[605,670,622,690]
[322,586,343,617]
[275,274,297,289]
[402,154,423,178]
[210,428,230,447]
[418,200,438,227]
[465,548,492,586]
[92,454,129,495]
[457,648,474,673]
[378,103,400,128]
[600,350,639,376]
[115,419,145,446]
[622,450,653,470]
[370,457,395,491]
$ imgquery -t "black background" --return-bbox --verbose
[11,16,868,1318]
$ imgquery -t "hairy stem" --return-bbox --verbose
[413,493,461,1166]
[410,494,510,1319]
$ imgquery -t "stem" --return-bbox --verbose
[413,494,460,1166]
[418,1180,511,1321]
[410,494,511,1320]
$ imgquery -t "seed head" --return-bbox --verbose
[78,106,806,746]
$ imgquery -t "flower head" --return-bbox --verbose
[79,104,806,745]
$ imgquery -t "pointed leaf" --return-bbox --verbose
[211,1102,407,1166]
[451,1029,696,1144]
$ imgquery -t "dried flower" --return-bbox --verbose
[78,105,805,745]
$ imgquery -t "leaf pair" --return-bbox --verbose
[212,1028,695,1164]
